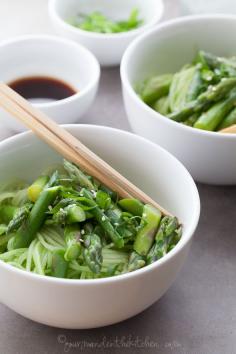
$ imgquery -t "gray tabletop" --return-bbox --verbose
[0,2,236,354]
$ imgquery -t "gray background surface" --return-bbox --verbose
[0,1,235,354]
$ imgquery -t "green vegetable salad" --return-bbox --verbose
[0,160,181,279]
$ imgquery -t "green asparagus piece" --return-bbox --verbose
[81,189,124,248]
[198,78,236,102]
[11,186,60,249]
[134,204,162,256]
[118,198,144,216]
[52,249,68,278]
[169,77,236,122]
[141,74,173,105]
[198,50,236,75]
[64,224,81,261]
[27,175,49,202]
[194,88,236,131]
[152,95,170,115]
[183,113,199,127]
[7,203,31,234]
[63,160,94,190]
[47,171,59,188]
[147,216,179,264]
[127,251,145,272]
[53,204,86,224]
[83,233,103,274]
[217,107,236,130]
[169,66,196,112]
[187,66,204,101]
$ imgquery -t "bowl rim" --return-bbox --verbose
[48,0,164,39]
[0,124,200,285]
[120,13,236,139]
[0,34,100,108]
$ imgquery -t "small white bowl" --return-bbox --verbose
[49,0,164,66]
[0,124,200,329]
[0,35,100,132]
[121,15,236,185]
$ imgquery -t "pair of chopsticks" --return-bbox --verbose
[0,82,171,216]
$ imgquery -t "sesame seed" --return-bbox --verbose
[81,229,85,235]
[102,216,106,221]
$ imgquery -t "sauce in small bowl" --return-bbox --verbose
[9,76,77,104]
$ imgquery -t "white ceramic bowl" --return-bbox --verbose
[49,0,164,66]
[121,15,236,185]
[0,125,200,329]
[0,35,100,132]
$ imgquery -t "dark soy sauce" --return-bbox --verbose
[9,76,77,103]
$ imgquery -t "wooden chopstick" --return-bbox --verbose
[220,125,236,133]
[0,82,171,215]
[0,85,133,196]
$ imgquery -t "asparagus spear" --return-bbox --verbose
[53,204,86,224]
[82,189,124,248]
[7,203,32,234]
[118,198,144,216]
[83,233,103,274]
[183,113,199,127]
[27,175,49,202]
[63,160,94,190]
[11,186,60,249]
[194,88,236,131]
[127,251,145,272]
[147,216,180,264]
[169,66,196,112]
[198,50,236,76]
[134,204,162,256]
[141,74,173,105]
[187,66,204,101]
[217,107,236,130]
[152,96,170,115]
[169,77,236,122]
[64,224,81,261]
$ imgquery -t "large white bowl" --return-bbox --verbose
[0,35,100,132]
[121,15,236,185]
[0,125,200,329]
[49,0,164,66]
